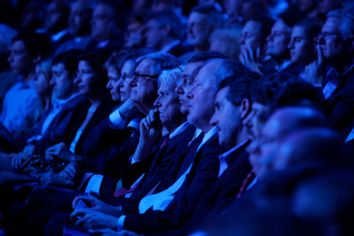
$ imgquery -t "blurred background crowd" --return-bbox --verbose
[0,0,353,235]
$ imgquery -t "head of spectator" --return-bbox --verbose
[292,172,354,236]
[266,19,292,62]
[130,52,179,114]
[187,59,245,132]
[151,0,182,13]
[239,0,267,24]
[274,128,343,172]
[51,50,82,100]
[187,5,223,52]
[154,67,185,132]
[317,9,353,62]
[266,8,303,62]
[210,73,258,148]
[249,106,328,179]
[75,50,109,100]
[91,1,120,42]
[297,0,318,17]
[68,1,91,36]
[288,18,322,65]
[32,59,52,101]
[124,11,146,48]
[223,0,242,24]
[21,1,46,31]
[143,10,183,51]
[239,17,274,57]
[209,26,242,60]
[243,78,282,142]
[0,24,17,71]
[8,32,51,78]
[44,2,69,34]
[105,49,152,103]
[176,51,226,115]
[318,0,342,16]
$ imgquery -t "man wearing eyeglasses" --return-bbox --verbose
[309,9,354,138]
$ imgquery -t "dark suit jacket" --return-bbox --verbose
[35,94,91,152]
[167,43,192,58]
[183,141,252,232]
[123,133,226,234]
[323,63,354,135]
[109,124,196,212]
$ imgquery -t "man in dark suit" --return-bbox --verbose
[316,9,354,137]
[70,58,248,234]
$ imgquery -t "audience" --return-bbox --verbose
[0,1,353,235]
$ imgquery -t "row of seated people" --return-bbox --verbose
[0,44,353,235]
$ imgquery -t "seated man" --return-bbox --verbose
[67,58,243,234]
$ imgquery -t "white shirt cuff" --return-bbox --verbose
[109,109,126,129]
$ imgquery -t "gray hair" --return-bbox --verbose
[158,66,184,87]
[327,9,354,39]
[136,52,179,75]
[213,59,247,86]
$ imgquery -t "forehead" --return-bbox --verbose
[136,58,155,73]
[52,63,66,71]
[272,19,289,32]
[292,26,306,36]
[322,17,340,33]
[188,12,207,23]
[244,21,261,32]
[194,61,219,85]
[121,60,135,74]
[94,4,113,16]
[78,60,92,69]
[12,40,27,50]
[215,86,229,102]
[158,81,175,92]
[184,62,203,75]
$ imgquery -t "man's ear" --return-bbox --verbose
[240,98,251,119]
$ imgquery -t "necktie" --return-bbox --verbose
[236,171,255,199]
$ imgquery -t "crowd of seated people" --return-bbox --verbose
[0,0,353,235]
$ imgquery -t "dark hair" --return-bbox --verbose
[78,49,110,97]
[272,79,324,111]
[12,31,51,59]
[249,16,275,40]
[145,10,183,39]
[279,6,304,28]
[52,49,83,79]
[191,4,224,26]
[188,51,227,63]
[218,71,261,106]
[105,48,155,72]
[294,18,323,41]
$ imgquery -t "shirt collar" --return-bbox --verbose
[169,121,190,139]
[219,139,250,162]
[161,40,180,53]
[198,127,218,151]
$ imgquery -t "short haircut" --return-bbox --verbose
[294,18,323,41]
[248,16,275,40]
[145,10,183,39]
[158,67,183,87]
[136,52,179,76]
[218,71,261,106]
[52,49,83,78]
[12,31,51,59]
[191,4,224,27]
[187,51,227,63]
[327,9,354,39]
[272,80,324,112]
